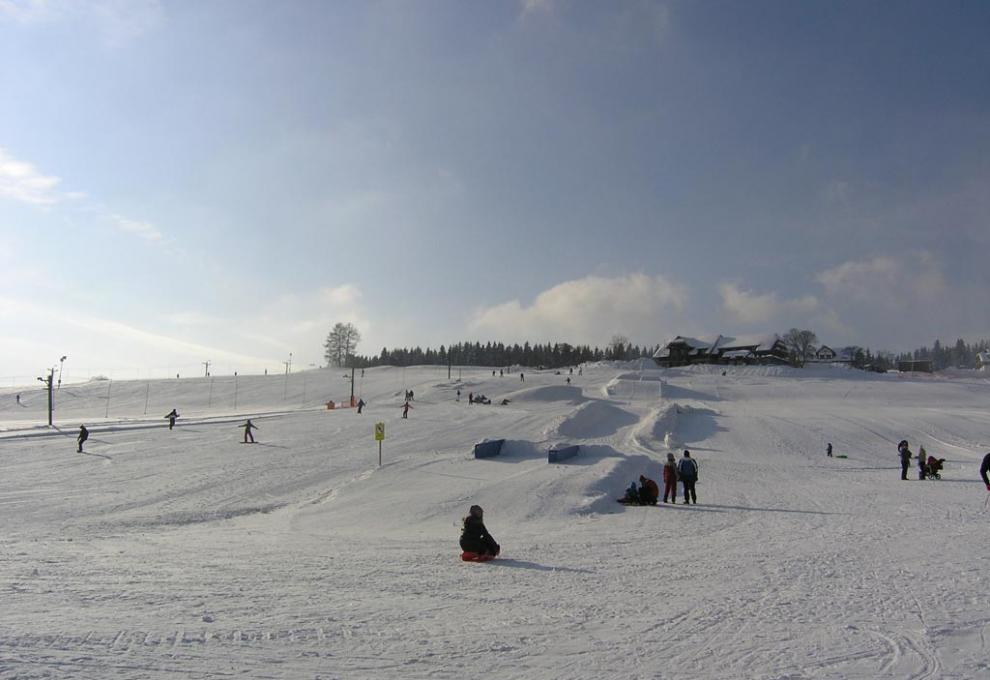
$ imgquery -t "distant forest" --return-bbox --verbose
[341,336,990,372]
[350,340,657,369]
[898,337,990,370]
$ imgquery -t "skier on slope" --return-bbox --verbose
[241,419,258,443]
[898,440,912,481]
[77,425,89,453]
[165,408,180,430]
[979,452,990,490]
[677,450,699,504]
[459,505,500,558]
[401,401,413,419]
[826,442,833,458]
[662,452,678,503]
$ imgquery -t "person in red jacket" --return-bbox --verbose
[662,452,678,503]
[638,475,659,505]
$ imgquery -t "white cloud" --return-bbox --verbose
[0,147,63,205]
[519,0,555,19]
[719,283,818,325]
[0,0,163,46]
[816,252,947,306]
[469,273,687,345]
[110,214,162,242]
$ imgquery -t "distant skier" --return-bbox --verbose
[77,425,89,453]
[409,390,414,401]
[401,401,413,419]
[979,452,990,490]
[917,446,928,480]
[566,377,571,384]
[662,452,678,503]
[826,442,833,458]
[165,409,179,430]
[638,475,659,505]
[499,369,503,377]
[361,369,365,378]
[459,505,500,559]
[241,419,258,443]
[492,370,496,376]
[357,398,366,414]
[456,389,461,402]
[677,450,699,504]
[520,373,524,382]
[15,393,20,405]
[468,392,474,405]
[898,440,912,480]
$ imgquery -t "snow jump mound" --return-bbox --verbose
[555,400,639,439]
[501,385,587,404]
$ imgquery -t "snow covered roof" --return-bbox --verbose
[710,333,782,353]
[721,349,756,359]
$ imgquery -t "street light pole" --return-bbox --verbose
[57,355,67,391]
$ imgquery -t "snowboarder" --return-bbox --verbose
[898,440,912,480]
[401,401,413,419]
[241,419,258,443]
[165,409,179,430]
[826,442,833,458]
[677,450,699,504]
[979,452,990,490]
[459,505,500,559]
[357,398,366,414]
[662,452,678,503]
[77,425,89,453]
[639,475,659,505]
[917,446,928,480]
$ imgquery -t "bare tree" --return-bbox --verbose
[609,334,630,361]
[783,328,818,367]
[324,322,362,367]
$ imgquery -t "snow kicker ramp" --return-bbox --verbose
[554,400,640,439]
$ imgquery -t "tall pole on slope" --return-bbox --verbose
[350,365,355,405]
[36,369,53,426]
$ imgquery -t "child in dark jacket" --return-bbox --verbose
[459,505,500,557]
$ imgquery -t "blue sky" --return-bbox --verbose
[2,0,988,380]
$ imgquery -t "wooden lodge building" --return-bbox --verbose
[653,334,790,367]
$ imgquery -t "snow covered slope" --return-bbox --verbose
[1,364,989,678]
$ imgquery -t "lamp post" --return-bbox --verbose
[37,369,53,426]
[57,355,67,391]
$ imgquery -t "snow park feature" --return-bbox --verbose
[1,362,990,678]
[548,444,579,463]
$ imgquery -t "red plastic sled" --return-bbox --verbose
[461,551,496,562]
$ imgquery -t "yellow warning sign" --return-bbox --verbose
[374,422,385,441]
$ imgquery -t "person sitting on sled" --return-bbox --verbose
[638,474,659,505]
[621,481,639,503]
[459,505,500,558]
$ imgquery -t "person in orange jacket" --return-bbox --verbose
[662,452,678,503]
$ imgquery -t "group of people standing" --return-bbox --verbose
[622,450,700,505]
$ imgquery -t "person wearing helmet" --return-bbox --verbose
[459,505,500,558]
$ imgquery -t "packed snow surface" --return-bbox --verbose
[2,364,990,678]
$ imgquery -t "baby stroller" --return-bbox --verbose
[925,457,945,480]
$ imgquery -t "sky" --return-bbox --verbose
[2,0,989,382]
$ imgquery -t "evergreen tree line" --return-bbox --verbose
[897,337,990,370]
[347,340,660,369]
